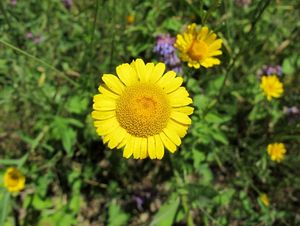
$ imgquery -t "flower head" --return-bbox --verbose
[92,59,193,160]
[259,193,270,207]
[257,65,282,78]
[4,167,25,193]
[174,23,222,69]
[267,143,286,162]
[127,15,135,25]
[154,34,182,74]
[260,75,284,101]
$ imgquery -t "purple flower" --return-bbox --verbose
[10,0,17,5]
[62,0,73,10]
[235,0,251,7]
[257,65,282,78]
[25,32,44,44]
[283,106,300,115]
[154,34,182,74]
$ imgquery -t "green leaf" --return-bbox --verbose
[0,191,10,226]
[150,199,180,226]
[108,201,129,226]
[62,128,77,156]
[282,57,295,75]
[0,153,28,167]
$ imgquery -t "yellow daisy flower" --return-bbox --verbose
[260,75,284,101]
[174,23,222,69]
[267,143,286,162]
[4,167,25,193]
[92,59,193,160]
[259,193,270,207]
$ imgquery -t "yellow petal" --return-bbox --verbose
[144,63,155,82]
[102,74,125,94]
[161,77,183,94]
[154,134,164,159]
[159,132,177,153]
[133,137,142,159]
[157,71,176,86]
[173,106,194,115]
[198,26,209,40]
[168,120,188,137]
[140,138,148,159]
[168,87,189,99]
[204,33,217,45]
[149,63,166,83]
[147,136,156,159]
[93,94,116,110]
[170,97,193,107]
[94,117,119,135]
[123,135,134,158]
[171,111,192,124]
[91,110,115,120]
[98,85,119,99]
[117,132,130,149]
[116,63,138,86]
[132,59,147,82]
[208,39,222,51]
[163,127,181,146]
[107,127,127,149]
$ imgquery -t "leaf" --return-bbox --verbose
[0,153,28,167]
[210,131,228,145]
[108,201,129,226]
[150,199,180,226]
[0,191,10,226]
[62,128,77,156]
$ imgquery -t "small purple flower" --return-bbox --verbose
[235,0,251,7]
[257,65,282,78]
[154,34,183,74]
[10,0,17,5]
[25,32,34,39]
[25,32,44,44]
[62,0,73,10]
[283,106,300,115]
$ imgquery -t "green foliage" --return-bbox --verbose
[108,201,130,226]
[0,0,300,225]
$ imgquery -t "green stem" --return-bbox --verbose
[0,39,79,87]
[201,0,272,117]
[0,1,12,30]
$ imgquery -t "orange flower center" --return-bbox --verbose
[188,40,208,61]
[116,83,171,137]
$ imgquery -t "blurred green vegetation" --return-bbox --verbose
[0,0,300,225]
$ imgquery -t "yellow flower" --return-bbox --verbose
[259,193,270,207]
[260,75,284,101]
[126,15,134,25]
[174,23,222,69]
[267,143,286,162]
[4,167,25,193]
[92,59,193,160]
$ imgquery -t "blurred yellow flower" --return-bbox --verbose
[126,15,134,25]
[267,143,286,162]
[259,193,270,207]
[174,23,222,69]
[4,167,25,193]
[260,75,283,101]
[92,59,193,160]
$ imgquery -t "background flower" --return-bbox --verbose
[154,34,182,74]
[260,75,284,101]
[267,143,286,162]
[4,167,25,193]
[259,193,270,207]
[175,23,222,69]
